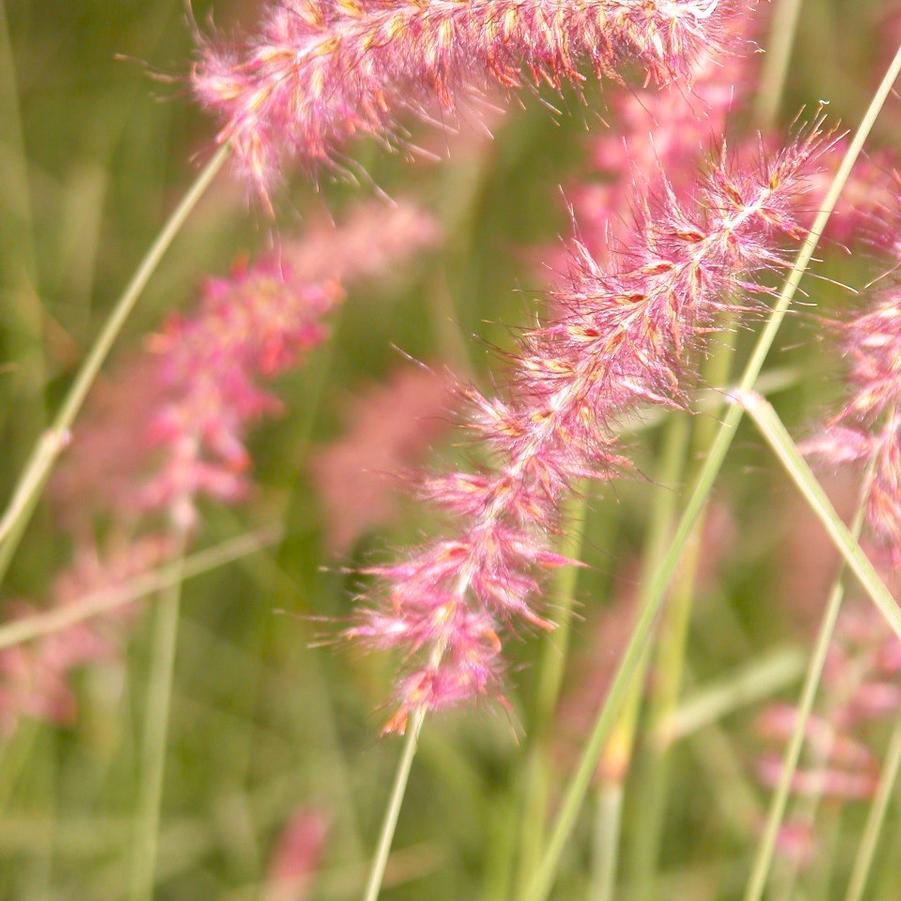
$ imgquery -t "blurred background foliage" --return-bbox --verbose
[0,0,898,898]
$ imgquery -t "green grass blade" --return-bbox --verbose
[844,723,901,901]
[738,392,899,639]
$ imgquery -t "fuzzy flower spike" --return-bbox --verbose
[348,124,825,733]
[803,201,901,569]
[193,0,731,200]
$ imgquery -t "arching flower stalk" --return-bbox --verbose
[193,0,732,201]
[347,125,825,734]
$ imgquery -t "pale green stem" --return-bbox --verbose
[524,48,901,901]
[809,807,843,901]
[0,527,280,651]
[129,535,188,901]
[686,721,761,836]
[737,396,889,901]
[630,321,738,900]
[844,722,901,901]
[754,0,806,127]
[590,782,623,901]
[517,488,590,888]
[591,414,692,901]
[738,393,900,639]
[361,707,426,901]
[0,143,230,572]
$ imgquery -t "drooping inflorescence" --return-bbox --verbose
[192,0,733,201]
[347,126,825,733]
[0,536,174,735]
[53,200,439,534]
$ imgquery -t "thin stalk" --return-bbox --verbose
[591,781,624,901]
[129,534,188,901]
[844,722,901,901]
[524,48,901,901]
[739,399,880,901]
[754,0,806,127]
[591,414,692,901]
[0,527,280,651]
[0,143,230,573]
[517,488,590,888]
[738,393,900,639]
[808,806,844,901]
[686,721,762,836]
[630,319,738,900]
[361,707,426,901]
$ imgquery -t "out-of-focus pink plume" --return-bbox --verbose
[310,364,457,554]
[263,808,330,901]
[192,0,734,202]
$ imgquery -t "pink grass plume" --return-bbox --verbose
[310,363,457,554]
[263,808,330,901]
[54,200,440,534]
[347,123,827,733]
[192,0,733,203]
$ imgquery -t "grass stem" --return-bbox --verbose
[362,708,426,901]
[629,318,738,899]
[0,144,229,578]
[517,488,590,888]
[844,722,901,901]
[592,414,691,899]
[128,534,188,901]
[738,393,899,639]
[0,528,280,652]
[737,395,884,901]
[754,0,806,127]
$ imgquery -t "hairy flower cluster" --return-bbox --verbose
[564,3,894,271]
[0,536,172,735]
[348,128,824,733]
[802,214,901,567]
[54,201,439,532]
[756,604,901,802]
[193,0,731,200]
